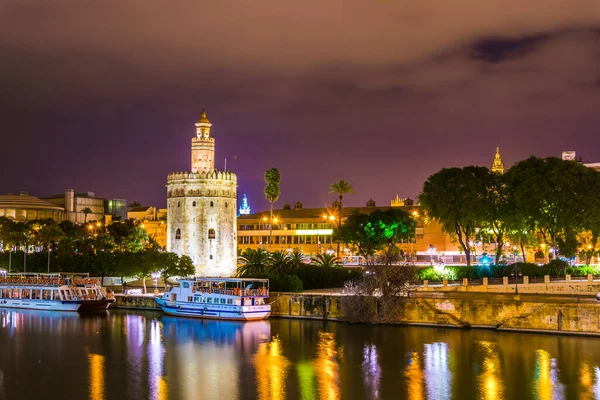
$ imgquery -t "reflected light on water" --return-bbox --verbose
[88,354,105,400]
[315,332,341,400]
[404,351,424,400]
[534,349,564,400]
[477,341,504,400]
[578,362,600,400]
[148,320,168,400]
[296,362,317,400]
[424,342,451,400]
[362,344,381,399]
[255,335,289,400]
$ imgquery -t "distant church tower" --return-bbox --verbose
[166,111,237,276]
[491,147,505,174]
[238,193,251,216]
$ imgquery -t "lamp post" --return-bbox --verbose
[427,245,436,266]
[511,266,522,295]
[151,272,161,294]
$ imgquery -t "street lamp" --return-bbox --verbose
[0,269,6,278]
[511,266,522,295]
[151,272,161,294]
[326,246,335,256]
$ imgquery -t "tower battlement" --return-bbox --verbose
[167,170,237,182]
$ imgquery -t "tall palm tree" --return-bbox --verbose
[289,248,304,269]
[310,253,341,268]
[329,180,354,255]
[264,168,281,248]
[237,248,270,277]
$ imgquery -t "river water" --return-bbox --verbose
[1,309,600,400]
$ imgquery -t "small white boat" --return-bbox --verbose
[155,277,271,321]
[0,273,113,312]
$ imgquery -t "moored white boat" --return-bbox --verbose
[155,277,271,321]
[0,273,113,312]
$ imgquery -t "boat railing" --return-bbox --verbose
[194,287,269,297]
[0,277,69,286]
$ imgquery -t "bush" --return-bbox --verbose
[271,274,303,292]
[496,262,542,277]
[566,265,600,276]
[543,259,569,276]
[417,265,492,280]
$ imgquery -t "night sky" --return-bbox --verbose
[1,1,599,212]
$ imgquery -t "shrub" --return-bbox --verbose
[272,274,303,292]
[566,265,600,276]
[293,265,363,290]
[496,262,542,277]
[543,259,569,276]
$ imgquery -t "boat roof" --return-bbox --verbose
[2,273,62,278]
[180,277,269,283]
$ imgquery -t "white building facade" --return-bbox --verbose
[166,111,237,276]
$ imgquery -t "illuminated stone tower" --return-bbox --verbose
[491,147,505,174]
[167,111,237,276]
[191,110,215,173]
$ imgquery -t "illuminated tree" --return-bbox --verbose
[310,253,341,268]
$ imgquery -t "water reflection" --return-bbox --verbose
[404,351,424,400]
[254,335,289,400]
[424,342,451,400]
[5,311,600,399]
[315,332,341,400]
[88,354,105,400]
[362,344,381,399]
[534,349,565,400]
[477,341,504,400]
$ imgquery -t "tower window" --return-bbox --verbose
[208,228,216,240]
[175,229,181,240]
[177,201,181,207]
[225,201,228,208]
[210,201,214,207]
[192,201,196,207]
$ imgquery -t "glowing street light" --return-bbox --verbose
[151,272,161,294]
[427,244,436,266]
[326,246,335,256]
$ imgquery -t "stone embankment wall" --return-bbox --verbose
[418,275,600,295]
[112,294,161,310]
[268,293,600,336]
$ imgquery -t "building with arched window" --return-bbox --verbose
[166,111,237,276]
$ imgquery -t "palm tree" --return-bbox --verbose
[82,207,93,223]
[310,253,341,268]
[268,250,292,277]
[289,248,304,269]
[128,201,142,209]
[329,179,355,255]
[237,248,270,277]
[264,168,280,248]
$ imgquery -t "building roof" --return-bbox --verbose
[129,206,152,212]
[0,193,65,212]
[197,110,210,124]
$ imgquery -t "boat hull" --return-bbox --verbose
[155,298,270,321]
[78,299,115,311]
[0,299,81,312]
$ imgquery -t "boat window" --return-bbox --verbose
[31,290,41,300]
[12,289,19,299]
[227,299,232,304]
[22,289,30,299]
[42,290,52,300]
[53,290,60,300]
[220,298,226,304]
[188,296,193,302]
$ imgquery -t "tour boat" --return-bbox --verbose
[155,277,271,321]
[67,273,115,310]
[0,273,114,312]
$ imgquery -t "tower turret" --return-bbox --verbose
[191,109,215,173]
[491,147,505,174]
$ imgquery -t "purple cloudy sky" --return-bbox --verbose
[1,1,599,212]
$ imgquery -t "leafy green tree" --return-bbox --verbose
[505,157,590,258]
[420,166,490,266]
[161,253,195,284]
[310,253,341,268]
[37,221,65,272]
[371,208,416,263]
[237,248,270,277]
[329,179,355,255]
[128,201,142,209]
[264,168,280,248]
[288,248,304,269]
